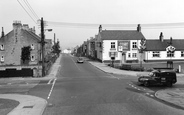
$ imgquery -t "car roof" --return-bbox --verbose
[152,69,175,73]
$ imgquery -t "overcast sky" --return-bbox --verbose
[1,0,184,49]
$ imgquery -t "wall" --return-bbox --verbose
[145,51,184,61]
[102,40,141,63]
[0,28,40,66]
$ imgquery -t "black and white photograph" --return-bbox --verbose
[1,0,184,115]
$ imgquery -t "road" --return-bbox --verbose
[0,54,184,115]
[42,54,184,115]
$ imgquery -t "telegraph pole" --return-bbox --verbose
[54,33,56,45]
[41,17,45,77]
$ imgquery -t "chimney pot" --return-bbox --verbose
[99,25,102,33]
[137,24,141,32]
[159,32,164,42]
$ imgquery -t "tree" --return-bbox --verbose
[21,46,32,64]
[52,41,61,55]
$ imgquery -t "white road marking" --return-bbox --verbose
[150,95,154,97]
[48,79,53,84]
[47,78,57,99]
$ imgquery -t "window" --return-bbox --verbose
[111,42,115,49]
[167,52,174,57]
[132,53,137,58]
[132,42,137,49]
[1,56,4,62]
[128,53,131,58]
[0,44,4,50]
[31,55,35,61]
[181,51,184,57]
[152,51,160,57]
[31,44,34,50]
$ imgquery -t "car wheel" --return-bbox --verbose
[144,81,149,87]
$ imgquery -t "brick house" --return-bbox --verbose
[0,21,52,77]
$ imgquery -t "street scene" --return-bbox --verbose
[0,54,184,115]
[1,0,184,115]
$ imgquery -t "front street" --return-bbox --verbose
[43,54,184,115]
[0,54,184,115]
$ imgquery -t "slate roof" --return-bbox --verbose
[100,30,145,40]
[23,29,41,41]
[146,39,184,51]
[0,29,41,42]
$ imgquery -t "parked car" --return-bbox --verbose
[77,57,84,63]
[138,69,177,87]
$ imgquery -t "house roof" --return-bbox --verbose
[146,39,184,51]
[100,30,145,40]
[23,29,41,41]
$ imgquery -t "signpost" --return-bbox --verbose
[109,49,117,67]
[166,45,176,68]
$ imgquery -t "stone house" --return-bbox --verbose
[0,21,52,77]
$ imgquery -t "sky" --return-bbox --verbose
[1,0,184,50]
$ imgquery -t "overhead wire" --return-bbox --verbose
[47,21,184,29]
[16,0,184,29]
[17,0,38,24]
[23,0,39,19]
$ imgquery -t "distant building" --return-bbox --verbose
[63,49,72,54]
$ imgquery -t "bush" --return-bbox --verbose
[131,66,144,71]
[120,64,131,70]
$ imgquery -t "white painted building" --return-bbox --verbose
[63,49,72,54]
[145,33,184,62]
[96,24,145,64]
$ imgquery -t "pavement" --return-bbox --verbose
[87,59,184,110]
[1,55,184,115]
[0,54,61,115]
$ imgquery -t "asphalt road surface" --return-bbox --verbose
[36,54,183,115]
[2,54,183,115]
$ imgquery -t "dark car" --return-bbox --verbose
[77,57,84,63]
[138,69,177,87]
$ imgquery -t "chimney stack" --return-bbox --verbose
[22,24,29,30]
[54,33,56,45]
[1,27,4,38]
[137,24,141,32]
[99,25,102,33]
[13,21,22,30]
[159,32,164,42]
[32,26,36,33]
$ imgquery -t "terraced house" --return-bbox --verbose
[145,32,184,63]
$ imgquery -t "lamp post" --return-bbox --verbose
[40,17,52,77]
